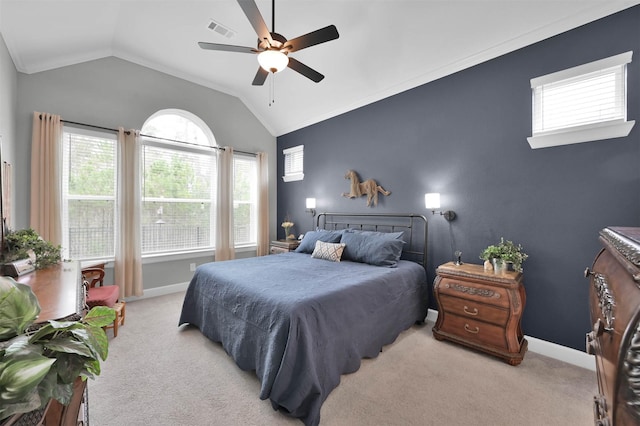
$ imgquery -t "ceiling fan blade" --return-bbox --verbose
[198,42,257,54]
[237,0,273,45]
[287,57,324,83]
[252,67,269,86]
[284,25,339,52]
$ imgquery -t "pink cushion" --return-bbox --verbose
[86,285,119,308]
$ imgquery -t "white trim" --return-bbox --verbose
[530,51,633,87]
[282,172,304,182]
[527,120,635,149]
[123,281,190,302]
[426,308,595,371]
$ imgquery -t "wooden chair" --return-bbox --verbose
[81,267,126,337]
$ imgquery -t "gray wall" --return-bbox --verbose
[15,57,276,289]
[0,32,17,221]
[277,6,640,350]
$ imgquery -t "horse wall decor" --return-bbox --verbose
[342,170,391,207]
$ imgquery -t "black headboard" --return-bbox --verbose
[316,212,428,268]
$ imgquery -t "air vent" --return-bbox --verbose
[208,19,236,39]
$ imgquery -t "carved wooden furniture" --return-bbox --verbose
[81,266,126,337]
[270,239,300,254]
[585,227,640,426]
[432,262,527,365]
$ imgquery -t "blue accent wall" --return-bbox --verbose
[277,6,640,351]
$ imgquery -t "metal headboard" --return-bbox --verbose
[316,212,428,268]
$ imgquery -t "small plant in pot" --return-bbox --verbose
[2,228,62,270]
[0,276,115,424]
[480,237,528,273]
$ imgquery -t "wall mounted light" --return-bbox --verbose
[425,193,456,221]
[305,198,316,217]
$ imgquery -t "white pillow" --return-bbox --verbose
[311,240,346,262]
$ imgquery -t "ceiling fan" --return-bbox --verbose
[198,0,339,86]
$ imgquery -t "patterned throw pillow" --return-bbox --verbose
[311,240,346,262]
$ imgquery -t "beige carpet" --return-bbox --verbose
[89,292,597,425]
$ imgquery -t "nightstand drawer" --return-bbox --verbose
[439,314,508,350]
[439,294,509,326]
[437,277,510,309]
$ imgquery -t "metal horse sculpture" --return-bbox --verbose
[342,170,391,207]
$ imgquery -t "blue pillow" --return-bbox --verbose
[349,229,405,240]
[295,229,344,253]
[340,231,405,267]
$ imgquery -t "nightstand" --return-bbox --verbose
[270,239,300,254]
[432,262,527,365]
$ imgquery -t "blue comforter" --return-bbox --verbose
[178,252,427,425]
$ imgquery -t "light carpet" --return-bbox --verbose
[89,292,597,425]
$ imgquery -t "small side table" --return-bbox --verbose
[432,262,527,365]
[270,239,300,254]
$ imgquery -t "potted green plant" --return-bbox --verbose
[0,276,115,424]
[479,237,528,273]
[2,228,62,270]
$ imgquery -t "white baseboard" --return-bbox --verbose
[123,281,190,302]
[426,309,595,371]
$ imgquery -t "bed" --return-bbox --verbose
[178,213,429,425]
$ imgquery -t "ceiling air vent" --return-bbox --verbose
[208,19,236,39]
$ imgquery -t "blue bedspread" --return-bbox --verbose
[178,252,427,425]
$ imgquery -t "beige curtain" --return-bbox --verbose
[256,152,270,256]
[30,112,62,245]
[114,128,143,297]
[215,146,235,261]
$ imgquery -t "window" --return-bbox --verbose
[141,111,217,255]
[62,127,117,260]
[527,51,635,149]
[282,145,304,182]
[233,154,258,246]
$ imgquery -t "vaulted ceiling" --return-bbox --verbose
[1,1,638,136]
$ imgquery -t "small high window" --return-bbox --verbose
[527,51,635,149]
[283,145,304,182]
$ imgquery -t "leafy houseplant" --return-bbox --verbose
[0,276,115,422]
[479,237,529,273]
[2,228,62,270]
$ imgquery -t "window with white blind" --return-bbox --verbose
[141,111,217,255]
[527,51,635,149]
[233,155,258,246]
[282,145,304,182]
[62,127,117,261]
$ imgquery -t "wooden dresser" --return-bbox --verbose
[270,239,300,254]
[586,227,640,426]
[432,262,527,365]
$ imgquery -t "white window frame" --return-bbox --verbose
[61,126,117,262]
[527,51,635,149]
[282,145,304,182]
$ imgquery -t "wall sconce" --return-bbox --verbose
[305,198,316,217]
[425,193,456,221]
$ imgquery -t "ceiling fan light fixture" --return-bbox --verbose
[258,50,289,73]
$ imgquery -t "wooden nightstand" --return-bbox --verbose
[432,262,527,365]
[270,239,300,254]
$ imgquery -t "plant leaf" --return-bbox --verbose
[45,335,92,358]
[0,278,41,340]
[83,306,116,328]
[0,354,54,403]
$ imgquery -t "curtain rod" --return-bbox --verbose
[38,115,257,157]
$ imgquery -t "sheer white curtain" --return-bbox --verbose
[30,112,62,244]
[114,128,143,297]
[215,146,235,261]
[256,152,270,256]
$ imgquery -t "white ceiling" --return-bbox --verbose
[1,0,638,136]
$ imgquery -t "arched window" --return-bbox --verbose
[140,110,217,254]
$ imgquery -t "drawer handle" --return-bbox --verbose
[464,324,479,334]
[463,306,478,316]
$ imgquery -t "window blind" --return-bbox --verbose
[283,145,304,182]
